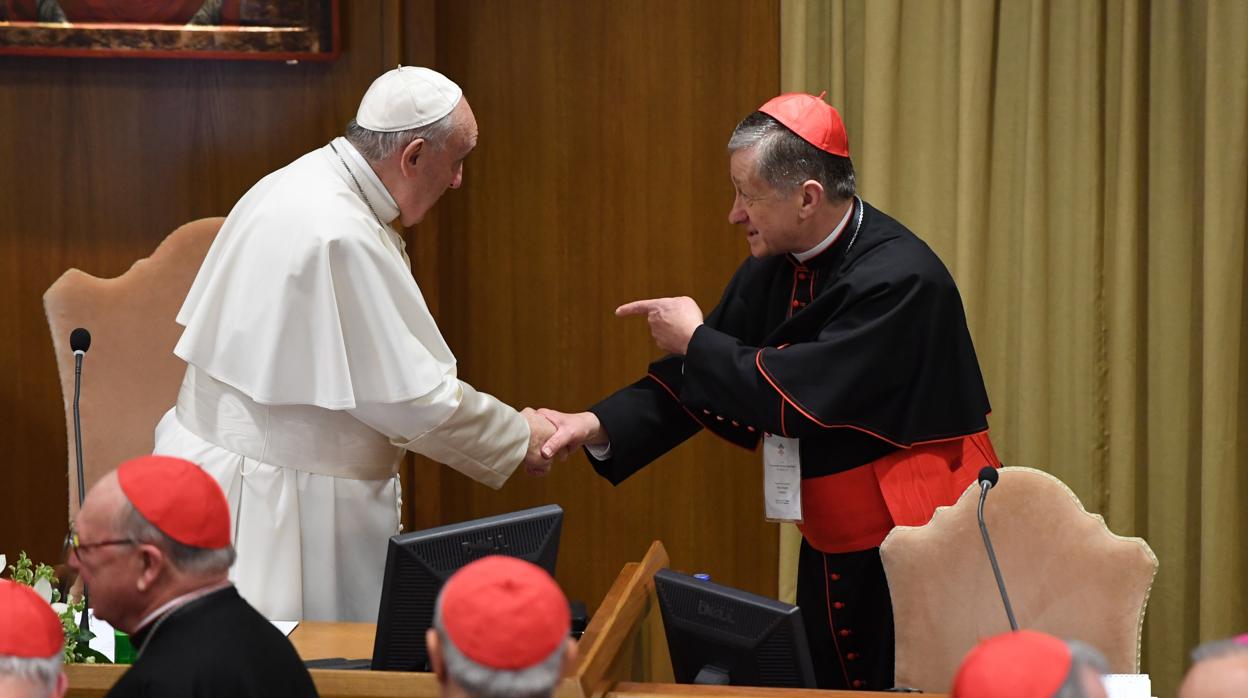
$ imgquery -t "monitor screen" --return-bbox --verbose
[370,504,563,671]
[654,568,816,688]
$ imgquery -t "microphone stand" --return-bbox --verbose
[73,351,90,633]
[978,480,1018,631]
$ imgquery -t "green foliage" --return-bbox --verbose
[4,550,110,664]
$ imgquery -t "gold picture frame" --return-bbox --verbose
[0,0,339,62]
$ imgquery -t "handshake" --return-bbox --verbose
[516,294,706,477]
[519,408,606,476]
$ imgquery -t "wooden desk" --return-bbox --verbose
[290,621,377,659]
[67,542,914,698]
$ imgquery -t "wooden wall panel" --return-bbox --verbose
[0,0,781,618]
[430,0,782,609]
[0,1,411,565]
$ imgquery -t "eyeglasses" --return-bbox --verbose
[63,525,137,561]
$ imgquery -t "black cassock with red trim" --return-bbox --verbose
[586,198,995,690]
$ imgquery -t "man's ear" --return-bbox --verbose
[799,179,825,217]
[426,628,446,679]
[135,543,166,593]
[400,138,426,177]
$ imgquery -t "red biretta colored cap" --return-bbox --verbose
[0,579,64,658]
[952,630,1072,698]
[117,455,231,550]
[440,556,570,670]
[758,92,850,157]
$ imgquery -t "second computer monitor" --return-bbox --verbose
[370,504,563,671]
[654,568,816,688]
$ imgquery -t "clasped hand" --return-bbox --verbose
[520,408,557,475]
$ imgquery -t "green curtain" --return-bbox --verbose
[778,1,1248,694]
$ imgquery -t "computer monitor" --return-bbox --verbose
[654,568,816,688]
[370,504,563,671]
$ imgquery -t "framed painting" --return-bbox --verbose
[0,0,339,61]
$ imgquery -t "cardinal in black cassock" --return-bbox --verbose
[540,93,999,691]
[66,455,317,698]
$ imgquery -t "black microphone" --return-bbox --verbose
[70,328,91,355]
[69,328,91,632]
[977,466,1018,631]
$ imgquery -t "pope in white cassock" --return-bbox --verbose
[152,67,556,622]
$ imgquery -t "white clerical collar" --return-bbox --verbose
[793,200,855,263]
[331,137,401,224]
[133,579,233,634]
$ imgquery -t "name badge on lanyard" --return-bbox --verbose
[763,434,803,523]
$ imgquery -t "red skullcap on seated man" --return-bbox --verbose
[116,455,231,550]
[427,555,576,698]
[68,455,318,697]
[0,579,68,698]
[953,630,1108,698]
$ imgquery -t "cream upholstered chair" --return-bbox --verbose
[880,466,1158,693]
[44,217,223,517]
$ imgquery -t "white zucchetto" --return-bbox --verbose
[355,66,463,132]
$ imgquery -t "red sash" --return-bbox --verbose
[797,432,1000,553]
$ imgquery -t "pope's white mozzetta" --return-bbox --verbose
[155,70,534,621]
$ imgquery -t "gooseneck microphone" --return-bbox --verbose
[977,466,1018,631]
[70,328,91,508]
[69,328,91,632]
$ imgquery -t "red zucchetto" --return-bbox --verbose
[117,455,231,550]
[952,630,1073,698]
[439,556,570,670]
[0,579,64,658]
[758,92,850,157]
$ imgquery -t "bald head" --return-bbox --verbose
[1179,652,1248,698]
[77,471,127,535]
[69,460,235,633]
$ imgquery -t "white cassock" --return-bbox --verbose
[154,137,529,622]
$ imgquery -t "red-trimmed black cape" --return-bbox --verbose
[588,200,991,485]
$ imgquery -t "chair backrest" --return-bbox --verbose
[44,217,223,516]
[880,466,1158,692]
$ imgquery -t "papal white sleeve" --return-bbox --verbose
[349,376,529,490]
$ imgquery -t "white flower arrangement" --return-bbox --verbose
[3,551,109,663]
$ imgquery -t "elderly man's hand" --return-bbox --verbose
[537,409,606,460]
[615,296,704,356]
[521,408,555,475]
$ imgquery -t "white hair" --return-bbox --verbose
[1052,640,1109,698]
[1190,637,1248,663]
[117,499,235,576]
[0,653,62,698]
[432,598,566,698]
[344,108,459,162]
